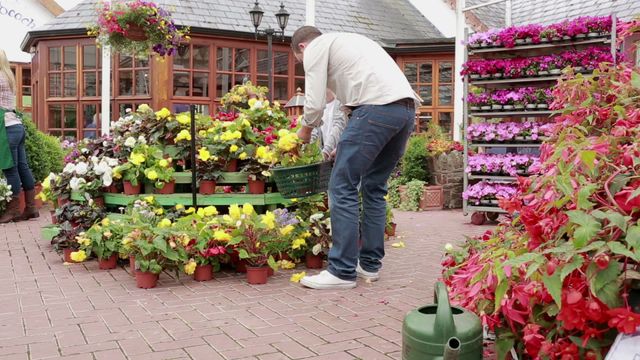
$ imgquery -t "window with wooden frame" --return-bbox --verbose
[257,50,289,102]
[215,46,251,99]
[294,61,305,94]
[9,64,32,112]
[173,44,211,98]
[116,54,150,96]
[47,103,77,140]
[82,45,101,97]
[48,45,77,98]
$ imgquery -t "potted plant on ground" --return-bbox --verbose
[76,217,124,270]
[385,204,396,237]
[304,211,332,269]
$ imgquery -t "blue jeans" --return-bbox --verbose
[3,124,35,197]
[327,101,414,281]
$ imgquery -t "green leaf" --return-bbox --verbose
[494,281,509,311]
[525,261,542,279]
[504,253,539,268]
[592,210,628,231]
[556,175,573,196]
[588,262,622,308]
[608,242,637,260]
[495,334,515,360]
[609,174,630,195]
[629,187,640,203]
[580,150,596,170]
[577,240,606,253]
[152,236,168,253]
[577,185,597,210]
[543,272,563,308]
[631,71,640,89]
[626,225,640,249]
[164,248,179,261]
[238,249,250,259]
[567,210,601,249]
[560,256,584,281]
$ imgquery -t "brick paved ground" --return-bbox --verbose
[0,210,490,360]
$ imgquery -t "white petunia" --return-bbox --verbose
[137,136,147,144]
[69,177,86,191]
[309,213,324,222]
[124,137,136,147]
[63,163,76,174]
[74,162,88,175]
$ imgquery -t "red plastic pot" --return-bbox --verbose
[224,159,238,172]
[247,179,265,194]
[199,180,216,195]
[63,248,76,263]
[267,266,274,277]
[305,253,323,269]
[98,254,118,270]
[136,271,159,289]
[246,266,268,285]
[93,197,105,208]
[129,255,136,275]
[193,264,213,281]
[385,222,397,237]
[104,184,119,193]
[154,181,176,194]
[123,181,141,195]
[50,211,58,225]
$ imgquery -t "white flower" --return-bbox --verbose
[63,163,76,174]
[124,137,136,148]
[251,101,263,110]
[74,162,88,175]
[137,136,147,144]
[310,213,324,222]
[105,157,119,167]
[266,110,273,116]
[312,243,322,255]
[69,177,86,191]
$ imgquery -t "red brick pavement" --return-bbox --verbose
[0,210,490,360]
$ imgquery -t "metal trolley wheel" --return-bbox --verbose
[470,211,500,225]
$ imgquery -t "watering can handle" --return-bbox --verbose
[434,282,455,344]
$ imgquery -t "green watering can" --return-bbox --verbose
[402,282,483,360]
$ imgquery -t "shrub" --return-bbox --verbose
[400,134,429,183]
[23,116,64,183]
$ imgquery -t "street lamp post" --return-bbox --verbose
[249,1,290,103]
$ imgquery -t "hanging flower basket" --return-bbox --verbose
[87,0,190,57]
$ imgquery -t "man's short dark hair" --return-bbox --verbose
[291,26,323,51]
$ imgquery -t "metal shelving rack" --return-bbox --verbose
[462,32,615,222]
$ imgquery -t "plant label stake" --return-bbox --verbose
[190,105,197,208]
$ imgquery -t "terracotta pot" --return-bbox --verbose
[123,181,141,195]
[199,180,216,195]
[129,255,136,275]
[104,184,119,193]
[246,266,269,285]
[125,24,148,41]
[247,178,265,194]
[419,185,444,210]
[236,259,248,273]
[34,183,43,209]
[93,197,105,208]
[224,159,238,172]
[50,211,58,225]
[136,271,159,289]
[63,248,77,263]
[193,264,213,281]
[385,222,397,237]
[154,181,176,194]
[98,254,118,270]
[57,197,70,207]
[267,266,274,277]
[305,253,323,269]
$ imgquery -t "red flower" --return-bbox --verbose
[593,253,610,270]
[607,307,640,334]
[523,324,545,357]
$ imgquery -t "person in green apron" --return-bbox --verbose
[0,50,37,223]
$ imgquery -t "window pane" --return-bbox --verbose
[438,85,453,106]
[419,85,432,106]
[274,52,288,75]
[439,112,452,136]
[84,72,97,96]
[136,57,149,68]
[63,46,76,70]
[173,71,189,96]
[174,46,190,69]
[49,47,61,71]
[216,74,232,98]
[418,111,433,133]
[119,55,133,69]
[83,46,97,69]
[64,104,76,128]
[257,75,268,88]
[217,48,232,71]
[419,63,432,83]
[22,69,31,92]
[235,48,250,72]
[119,71,133,95]
[83,104,98,139]
[193,45,209,70]
[119,103,133,116]
[439,62,453,83]
[48,73,61,97]
[49,130,62,138]
[63,73,76,96]
[274,77,288,100]
[193,72,209,97]
[135,70,150,95]
[63,130,77,141]
[48,104,62,128]
[294,78,304,93]
[234,75,247,86]
[404,63,417,83]
[295,62,304,76]
[174,104,209,115]
[257,50,268,74]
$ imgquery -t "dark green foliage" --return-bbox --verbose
[400,134,429,183]
[23,116,65,183]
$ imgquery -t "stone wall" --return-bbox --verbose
[427,151,464,209]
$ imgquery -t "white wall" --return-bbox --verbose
[0,0,57,63]
[408,0,456,38]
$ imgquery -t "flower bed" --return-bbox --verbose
[466,121,553,143]
[466,154,540,176]
[462,181,518,206]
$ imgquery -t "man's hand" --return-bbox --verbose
[297,126,313,143]
[322,148,337,161]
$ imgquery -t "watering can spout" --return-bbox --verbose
[434,282,456,344]
[443,337,461,360]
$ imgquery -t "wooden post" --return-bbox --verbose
[151,56,172,110]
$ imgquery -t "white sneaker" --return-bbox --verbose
[356,263,380,282]
[300,270,357,289]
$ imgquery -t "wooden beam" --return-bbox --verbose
[38,0,65,17]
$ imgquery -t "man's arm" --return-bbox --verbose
[298,40,329,142]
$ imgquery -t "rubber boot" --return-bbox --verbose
[17,189,39,221]
[0,197,21,224]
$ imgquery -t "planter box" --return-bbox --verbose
[419,185,444,210]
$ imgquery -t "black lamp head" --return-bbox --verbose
[249,1,264,30]
[275,2,290,32]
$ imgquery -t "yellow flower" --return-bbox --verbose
[146,169,158,181]
[158,218,172,228]
[213,230,232,242]
[130,152,146,166]
[290,271,306,283]
[203,206,218,216]
[222,215,233,224]
[199,130,206,136]
[301,231,312,239]
[198,148,211,162]
[176,114,190,125]
[230,144,239,153]
[237,86,246,95]
[229,204,241,220]
[70,250,87,262]
[101,218,110,226]
[175,129,192,142]
[239,152,248,160]
[241,119,251,128]
[278,259,296,269]
[180,234,191,246]
[103,231,112,239]
[175,204,184,210]
[155,208,164,215]
[155,107,171,119]
[277,130,299,151]
[273,101,280,109]
[76,236,91,246]
[242,203,254,216]
[138,104,151,112]
[159,159,169,168]
[248,98,257,108]
[197,208,206,217]
[291,238,306,249]
[185,207,195,214]
[383,194,390,201]
[261,211,276,229]
[184,260,197,275]
[144,196,155,203]
[280,225,294,236]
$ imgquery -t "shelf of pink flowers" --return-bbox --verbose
[467,88,554,112]
[466,121,553,143]
[462,181,518,207]
[466,154,540,177]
